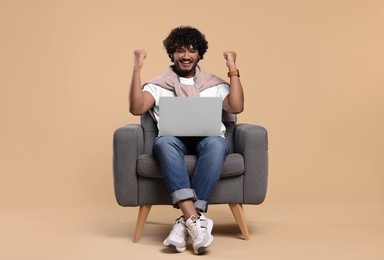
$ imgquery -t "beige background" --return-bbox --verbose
[1,0,383,259]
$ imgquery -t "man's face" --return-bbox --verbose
[172,45,200,78]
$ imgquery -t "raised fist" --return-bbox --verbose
[223,51,237,70]
[133,49,147,69]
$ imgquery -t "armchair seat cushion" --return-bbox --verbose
[137,153,244,179]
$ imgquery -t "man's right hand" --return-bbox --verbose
[129,49,155,115]
[133,50,147,69]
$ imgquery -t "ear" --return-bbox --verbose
[169,54,174,62]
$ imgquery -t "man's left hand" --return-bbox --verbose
[223,51,237,71]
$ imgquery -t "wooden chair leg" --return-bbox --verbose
[229,203,250,240]
[133,205,152,243]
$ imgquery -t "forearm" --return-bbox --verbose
[227,68,244,113]
[129,67,146,115]
[225,64,244,114]
[129,68,141,113]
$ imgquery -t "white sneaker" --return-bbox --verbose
[163,216,188,252]
[185,213,214,254]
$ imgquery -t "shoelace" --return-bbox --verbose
[187,218,206,240]
[171,219,186,238]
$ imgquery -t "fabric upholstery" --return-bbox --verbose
[113,111,268,207]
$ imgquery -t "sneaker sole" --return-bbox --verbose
[163,241,186,253]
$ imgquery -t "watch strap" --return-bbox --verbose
[227,69,240,77]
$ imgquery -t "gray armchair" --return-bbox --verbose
[113,111,268,242]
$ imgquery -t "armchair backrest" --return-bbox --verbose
[140,112,158,154]
[140,110,237,154]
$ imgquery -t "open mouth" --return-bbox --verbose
[179,60,193,68]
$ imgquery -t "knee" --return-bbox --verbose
[153,136,180,153]
[200,136,229,153]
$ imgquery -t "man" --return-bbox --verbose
[129,26,244,254]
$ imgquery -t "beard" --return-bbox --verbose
[173,58,200,78]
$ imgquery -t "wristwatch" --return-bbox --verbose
[227,69,240,77]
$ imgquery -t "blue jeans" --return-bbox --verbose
[153,136,229,212]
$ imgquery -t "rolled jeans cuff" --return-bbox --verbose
[171,188,197,206]
[194,200,208,212]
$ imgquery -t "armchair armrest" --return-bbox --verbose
[234,124,268,204]
[113,124,144,206]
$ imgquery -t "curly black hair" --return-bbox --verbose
[163,26,208,60]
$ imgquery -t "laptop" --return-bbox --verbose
[158,97,223,136]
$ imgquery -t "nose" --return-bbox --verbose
[182,51,191,59]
